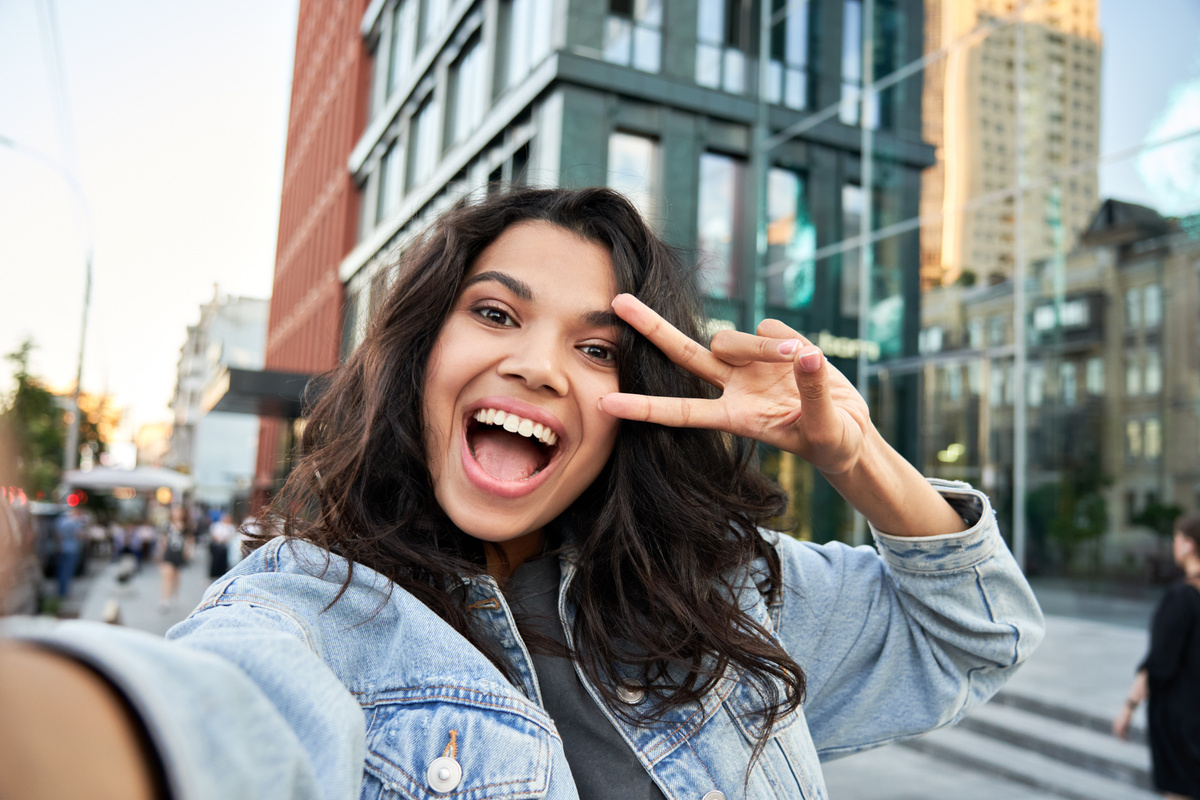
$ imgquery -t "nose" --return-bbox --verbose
[499,332,569,395]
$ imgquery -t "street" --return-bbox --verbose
[74,551,1158,799]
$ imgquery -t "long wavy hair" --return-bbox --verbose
[257,186,805,747]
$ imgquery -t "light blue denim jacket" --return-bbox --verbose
[11,480,1042,800]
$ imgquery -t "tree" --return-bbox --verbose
[0,339,106,499]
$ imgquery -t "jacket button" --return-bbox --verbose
[426,756,463,793]
[616,683,645,705]
[701,792,725,800]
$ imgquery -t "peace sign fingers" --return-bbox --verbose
[610,294,731,388]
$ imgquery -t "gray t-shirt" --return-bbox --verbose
[507,555,666,800]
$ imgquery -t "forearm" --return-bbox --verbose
[822,427,967,538]
[0,643,160,800]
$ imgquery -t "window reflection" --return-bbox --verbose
[449,36,486,146]
[408,95,441,190]
[697,152,744,299]
[696,0,746,93]
[766,168,815,308]
[607,132,660,225]
[768,0,811,110]
[604,0,662,73]
[502,0,552,90]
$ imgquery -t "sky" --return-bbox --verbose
[0,0,299,437]
[0,0,1198,442]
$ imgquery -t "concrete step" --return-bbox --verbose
[902,722,1160,800]
[992,690,1148,747]
[961,698,1152,789]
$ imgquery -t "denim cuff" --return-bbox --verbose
[870,479,1001,573]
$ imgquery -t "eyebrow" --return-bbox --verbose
[463,271,532,300]
[463,270,623,329]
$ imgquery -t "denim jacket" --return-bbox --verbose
[11,480,1042,800]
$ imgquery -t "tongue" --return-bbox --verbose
[472,428,544,481]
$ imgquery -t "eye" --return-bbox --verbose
[580,342,617,363]
[473,305,516,327]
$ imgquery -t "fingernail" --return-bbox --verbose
[799,348,822,372]
[597,396,607,411]
[778,339,799,356]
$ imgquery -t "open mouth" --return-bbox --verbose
[466,408,559,482]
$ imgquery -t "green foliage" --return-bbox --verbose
[1027,463,1111,570]
[1,339,65,497]
[1133,501,1184,539]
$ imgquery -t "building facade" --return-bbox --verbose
[920,0,1101,288]
[167,293,269,507]
[251,0,373,508]
[918,200,1200,574]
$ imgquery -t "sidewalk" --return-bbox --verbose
[79,549,217,635]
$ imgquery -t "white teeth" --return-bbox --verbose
[472,408,559,447]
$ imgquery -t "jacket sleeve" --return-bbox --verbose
[4,591,366,800]
[771,479,1044,759]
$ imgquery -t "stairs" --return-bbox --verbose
[897,690,1157,800]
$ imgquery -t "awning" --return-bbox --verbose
[202,367,314,418]
[63,466,194,492]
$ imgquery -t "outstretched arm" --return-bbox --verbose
[0,643,160,799]
[599,294,966,537]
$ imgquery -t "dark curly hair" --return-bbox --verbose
[255,186,804,752]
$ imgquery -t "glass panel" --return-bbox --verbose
[607,132,660,224]
[632,26,661,73]
[408,96,441,189]
[697,153,743,299]
[451,37,485,145]
[604,16,633,65]
[695,43,722,88]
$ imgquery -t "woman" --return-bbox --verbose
[156,505,188,612]
[0,187,1042,799]
[1115,515,1200,799]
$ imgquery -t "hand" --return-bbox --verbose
[1112,705,1133,740]
[600,294,873,475]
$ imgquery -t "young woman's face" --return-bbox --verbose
[1174,530,1194,565]
[423,221,622,547]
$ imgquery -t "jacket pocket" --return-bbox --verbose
[360,685,556,800]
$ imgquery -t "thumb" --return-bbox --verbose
[792,345,838,439]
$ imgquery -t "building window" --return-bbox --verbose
[1145,348,1162,395]
[696,0,746,93]
[448,36,486,146]
[604,0,662,73]
[388,0,418,97]
[1125,352,1141,397]
[607,131,660,225]
[1028,363,1044,407]
[1060,361,1077,407]
[408,95,441,190]
[987,315,1006,347]
[1144,283,1162,328]
[1145,417,1162,461]
[1086,356,1104,395]
[768,0,810,109]
[697,152,745,299]
[765,167,815,308]
[1125,287,1141,329]
[989,361,1005,408]
[968,319,984,350]
[501,0,553,90]
[1126,419,1142,460]
[377,140,403,223]
[840,184,865,318]
[840,0,878,127]
[420,0,448,45]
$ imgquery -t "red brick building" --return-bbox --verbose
[251,0,370,508]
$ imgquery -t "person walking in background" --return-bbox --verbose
[157,506,189,613]
[52,507,85,600]
[207,512,235,579]
[1114,514,1200,800]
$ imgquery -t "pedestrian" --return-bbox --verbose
[0,187,1043,799]
[51,506,85,600]
[1114,514,1200,800]
[207,512,235,579]
[157,505,188,613]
